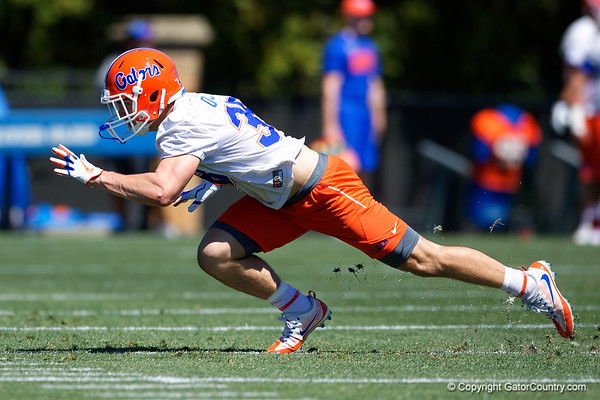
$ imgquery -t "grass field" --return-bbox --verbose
[0,231,598,399]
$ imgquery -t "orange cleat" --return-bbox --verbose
[267,291,331,353]
[519,261,574,338]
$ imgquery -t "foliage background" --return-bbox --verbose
[0,0,582,98]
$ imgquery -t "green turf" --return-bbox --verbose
[0,232,598,399]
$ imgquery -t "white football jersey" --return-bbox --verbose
[155,92,305,209]
[560,15,600,114]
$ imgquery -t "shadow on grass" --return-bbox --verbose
[8,346,345,354]
[10,346,265,354]
[88,346,266,354]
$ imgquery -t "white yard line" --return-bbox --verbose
[0,290,507,302]
[328,323,599,330]
[1,264,598,275]
[0,367,100,372]
[0,377,168,383]
[0,293,154,302]
[0,323,596,332]
[89,391,279,399]
[182,290,499,300]
[1,375,597,385]
[0,304,598,317]
[0,362,64,366]
[40,383,228,390]
[98,376,600,384]
[0,371,136,376]
[6,287,591,302]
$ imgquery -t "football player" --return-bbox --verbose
[320,0,386,189]
[467,104,542,230]
[51,48,574,353]
[552,0,600,245]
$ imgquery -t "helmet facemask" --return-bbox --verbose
[100,81,157,143]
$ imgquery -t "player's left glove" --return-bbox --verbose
[173,180,221,212]
[50,144,103,184]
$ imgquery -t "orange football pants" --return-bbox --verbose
[214,155,419,266]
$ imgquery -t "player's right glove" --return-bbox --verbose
[50,144,103,185]
[173,180,221,212]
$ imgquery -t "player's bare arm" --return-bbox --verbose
[51,145,199,207]
[91,154,199,207]
[560,65,588,104]
[321,72,344,143]
[368,76,387,140]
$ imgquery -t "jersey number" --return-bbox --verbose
[225,97,282,147]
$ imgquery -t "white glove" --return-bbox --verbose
[173,180,221,212]
[551,101,569,135]
[50,144,103,184]
[551,101,587,139]
[568,103,587,139]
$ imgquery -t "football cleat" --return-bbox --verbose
[267,291,331,354]
[519,260,574,338]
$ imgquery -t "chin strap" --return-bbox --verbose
[132,114,151,136]
[98,126,121,141]
[158,88,166,115]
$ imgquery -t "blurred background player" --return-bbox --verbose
[96,19,155,89]
[0,85,31,230]
[319,0,386,190]
[552,0,600,245]
[467,104,541,231]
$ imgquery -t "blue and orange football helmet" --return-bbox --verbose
[99,48,184,143]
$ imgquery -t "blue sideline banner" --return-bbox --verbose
[0,109,158,156]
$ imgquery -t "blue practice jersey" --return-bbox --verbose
[322,30,382,105]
